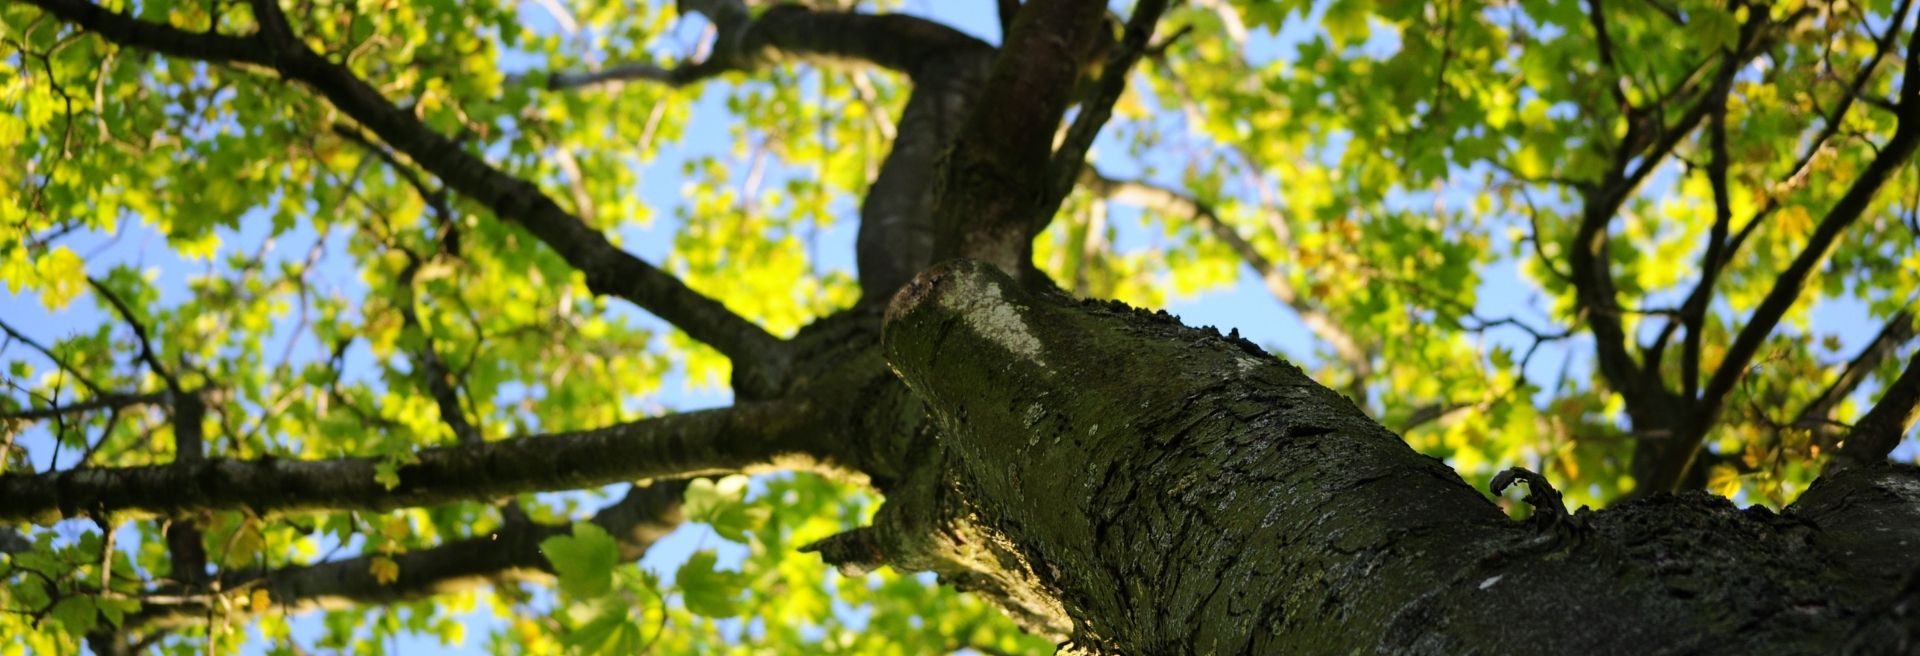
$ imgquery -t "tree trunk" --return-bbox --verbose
[838,259,1920,655]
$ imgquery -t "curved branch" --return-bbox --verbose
[932,0,1109,279]
[119,479,687,631]
[1834,353,1920,466]
[0,401,826,521]
[0,389,171,422]
[1679,92,1733,402]
[0,318,107,397]
[548,5,996,92]
[546,60,730,91]
[1040,0,1169,227]
[392,252,482,445]
[1568,13,1778,414]
[22,0,787,378]
[542,4,1000,301]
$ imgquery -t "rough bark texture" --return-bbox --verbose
[868,260,1920,654]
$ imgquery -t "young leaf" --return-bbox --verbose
[49,596,98,636]
[541,522,620,599]
[676,550,746,618]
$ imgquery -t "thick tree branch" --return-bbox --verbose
[88,276,213,585]
[550,3,998,300]
[0,401,826,521]
[161,394,209,586]
[1789,463,1920,606]
[1679,92,1734,402]
[1585,0,1633,114]
[827,10,997,299]
[1569,49,1743,413]
[1833,353,1920,466]
[546,60,731,91]
[23,0,787,381]
[997,0,1021,39]
[120,479,687,631]
[1572,8,1807,412]
[932,0,1108,279]
[1039,0,1168,229]
[0,390,171,422]
[878,260,1507,651]
[548,5,994,92]
[1568,12,1802,493]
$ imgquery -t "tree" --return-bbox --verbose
[3,0,1920,652]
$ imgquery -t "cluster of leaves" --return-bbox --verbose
[1049,0,1917,506]
[0,0,1046,650]
[525,476,1045,655]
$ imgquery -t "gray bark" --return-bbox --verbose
[863,259,1920,654]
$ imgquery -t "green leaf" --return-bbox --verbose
[541,522,620,599]
[1686,7,1740,52]
[561,611,622,653]
[682,475,764,542]
[10,550,60,576]
[97,597,140,628]
[35,247,88,311]
[49,596,97,636]
[676,550,745,618]
[1323,0,1373,48]
[373,454,412,490]
[706,504,768,544]
[561,603,642,656]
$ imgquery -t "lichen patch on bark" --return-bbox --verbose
[936,264,1048,367]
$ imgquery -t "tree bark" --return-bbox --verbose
[870,259,1920,654]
